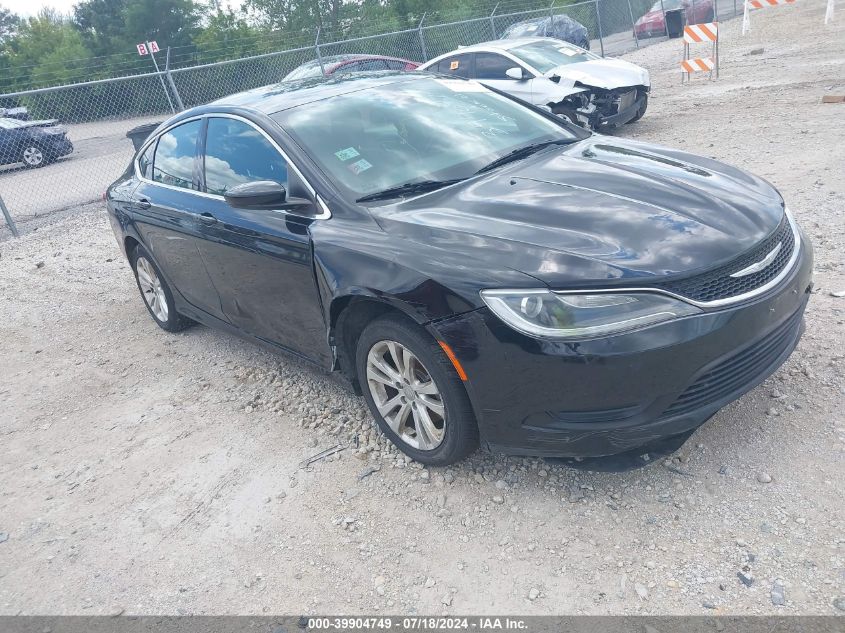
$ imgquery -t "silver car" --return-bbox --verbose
[418,37,650,129]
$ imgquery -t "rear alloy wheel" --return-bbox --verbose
[356,315,479,466]
[129,245,192,332]
[21,144,46,168]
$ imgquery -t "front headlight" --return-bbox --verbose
[480,289,701,340]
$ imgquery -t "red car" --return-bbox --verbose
[634,0,715,38]
[283,54,419,81]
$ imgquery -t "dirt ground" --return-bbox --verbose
[1,1,843,616]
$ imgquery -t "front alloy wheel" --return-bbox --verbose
[366,340,446,450]
[356,314,479,466]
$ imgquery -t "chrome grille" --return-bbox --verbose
[656,215,795,304]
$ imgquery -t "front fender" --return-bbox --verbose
[537,84,589,106]
[312,229,481,332]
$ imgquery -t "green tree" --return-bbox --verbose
[122,0,201,50]
[72,0,131,57]
[0,4,19,82]
[1,4,18,44]
[4,10,93,89]
[192,5,265,61]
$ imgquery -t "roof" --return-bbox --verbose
[210,71,427,115]
[289,53,416,70]
[321,53,414,65]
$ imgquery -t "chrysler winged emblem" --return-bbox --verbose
[729,242,783,278]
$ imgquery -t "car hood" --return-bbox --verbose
[546,58,650,89]
[369,137,785,288]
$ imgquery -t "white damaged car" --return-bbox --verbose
[417,37,650,129]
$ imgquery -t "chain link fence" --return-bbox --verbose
[0,0,744,232]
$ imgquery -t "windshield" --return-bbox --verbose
[0,117,26,129]
[273,77,583,200]
[510,40,597,72]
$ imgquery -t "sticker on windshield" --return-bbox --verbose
[348,159,372,175]
[334,147,359,161]
[557,46,578,56]
[449,60,460,70]
[434,78,487,93]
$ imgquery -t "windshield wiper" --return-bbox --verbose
[356,179,464,203]
[474,139,575,175]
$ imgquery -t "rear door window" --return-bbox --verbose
[153,120,201,189]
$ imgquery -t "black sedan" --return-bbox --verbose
[106,72,812,466]
[0,117,74,168]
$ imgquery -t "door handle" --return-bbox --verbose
[197,212,218,224]
[134,197,151,210]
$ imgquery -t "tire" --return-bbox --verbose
[129,244,192,332]
[356,314,479,466]
[20,143,47,168]
[628,93,648,123]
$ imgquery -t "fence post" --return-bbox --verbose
[627,0,640,46]
[595,0,605,56]
[0,193,19,238]
[164,47,185,112]
[658,0,668,35]
[418,13,428,61]
[490,3,499,38]
[148,46,176,113]
[315,28,325,75]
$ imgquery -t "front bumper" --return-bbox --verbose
[597,90,646,127]
[47,137,74,158]
[434,235,813,458]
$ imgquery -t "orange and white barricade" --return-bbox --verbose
[681,22,718,82]
[742,0,797,34]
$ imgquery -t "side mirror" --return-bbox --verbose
[224,180,314,214]
[505,67,525,80]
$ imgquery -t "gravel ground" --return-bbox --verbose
[1,1,843,616]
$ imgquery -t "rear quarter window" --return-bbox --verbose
[137,142,155,179]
